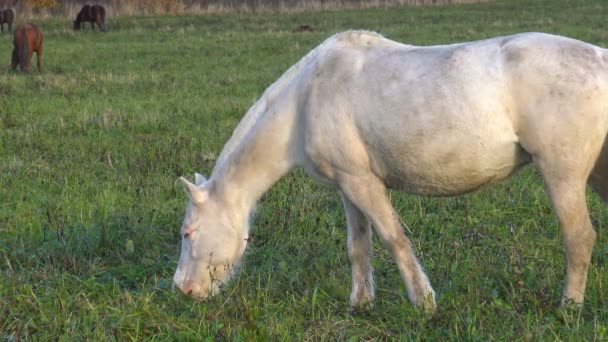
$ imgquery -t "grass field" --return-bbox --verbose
[1,0,607,339]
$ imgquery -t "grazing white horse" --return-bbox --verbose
[173,31,608,311]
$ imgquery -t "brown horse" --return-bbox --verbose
[11,23,43,73]
[0,8,14,33]
[73,4,106,32]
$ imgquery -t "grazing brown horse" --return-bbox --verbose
[73,4,106,32]
[0,8,14,33]
[11,23,43,73]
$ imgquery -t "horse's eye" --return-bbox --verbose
[183,231,192,239]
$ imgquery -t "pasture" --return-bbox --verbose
[0,0,607,339]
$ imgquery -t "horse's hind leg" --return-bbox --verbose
[36,47,42,72]
[22,50,34,73]
[35,52,41,72]
[339,174,436,312]
[341,193,375,308]
[535,147,600,305]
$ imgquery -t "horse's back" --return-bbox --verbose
[78,5,91,18]
[300,32,608,195]
[93,4,106,17]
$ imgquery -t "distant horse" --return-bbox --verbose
[172,31,608,312]
[0,8,13,33]
[11,23,42,73]
[73,4,106,31]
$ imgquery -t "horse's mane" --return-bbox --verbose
[212,30,385,173]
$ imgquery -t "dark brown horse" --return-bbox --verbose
[0,8,14,33]
[73,4,106,32]
[11,23,43,73]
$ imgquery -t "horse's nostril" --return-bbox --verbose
[178,282,192,295]
[180,281,203,298]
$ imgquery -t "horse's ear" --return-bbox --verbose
[179,177,208,204]
[194,173,207,186]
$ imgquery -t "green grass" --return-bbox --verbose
[1,0,607,339]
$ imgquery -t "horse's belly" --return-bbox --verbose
[372,136,531,196]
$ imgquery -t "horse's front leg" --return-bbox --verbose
[339,173,436,312]
[341,193,375,308]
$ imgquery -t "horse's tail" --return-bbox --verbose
[15,28,35,72]
[19,37,30,72]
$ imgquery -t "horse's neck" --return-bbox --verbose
[207,34,335,217]
[210,98,299,215]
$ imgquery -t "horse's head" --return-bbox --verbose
[73,21,81,30]
[173,173,247,299]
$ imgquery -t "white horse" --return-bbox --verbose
[173,31,608,312]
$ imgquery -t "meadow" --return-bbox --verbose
[1,0,607,339]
